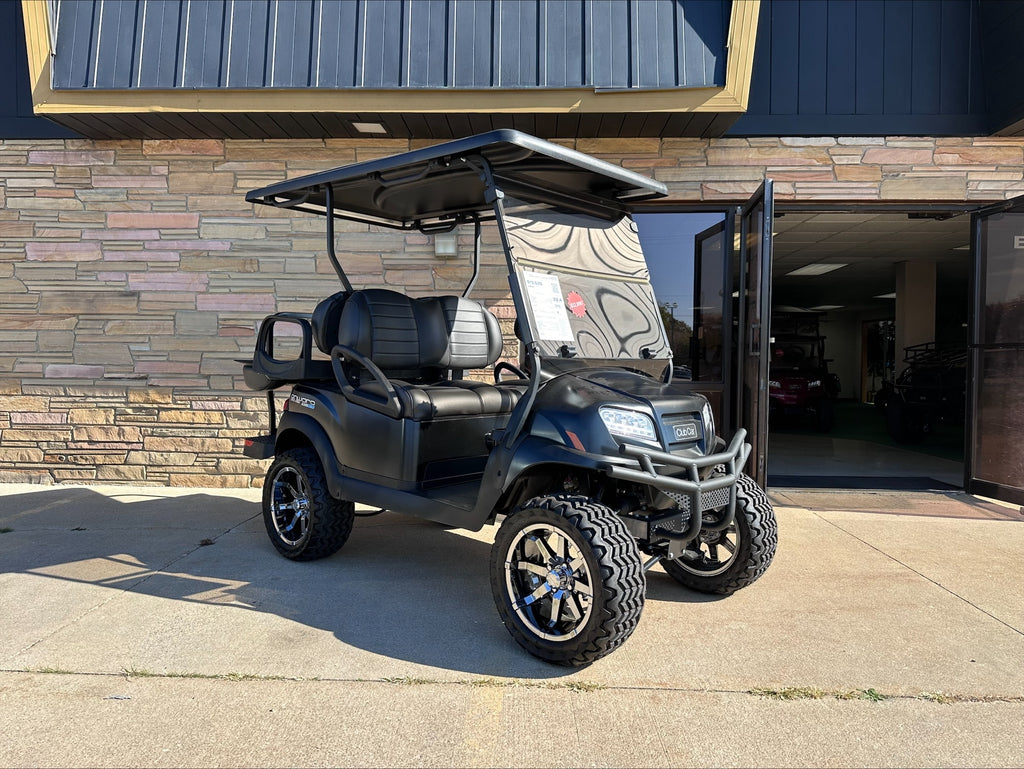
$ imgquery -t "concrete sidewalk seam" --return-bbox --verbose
[814,512,1024,638]
[4,669,1024,705]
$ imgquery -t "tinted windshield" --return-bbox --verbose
[501,198,671,367]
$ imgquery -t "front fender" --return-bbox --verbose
[503,434,614,490]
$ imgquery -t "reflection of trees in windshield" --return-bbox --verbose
[659,303,693,362]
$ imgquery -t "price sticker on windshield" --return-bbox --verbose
[524,271,574,341]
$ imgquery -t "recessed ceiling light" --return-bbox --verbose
[874,292,896,299]
[809,305,844,311]
[786,263,848,277]
[352,121,388,134]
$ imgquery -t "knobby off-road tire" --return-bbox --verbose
[262,448,355,561]
[489,494,645,666]
[662,473,777,595]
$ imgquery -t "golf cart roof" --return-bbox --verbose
[245,130,667,230]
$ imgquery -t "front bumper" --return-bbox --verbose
[604,429,751,552]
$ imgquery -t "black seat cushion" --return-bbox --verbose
[355,378,525,420]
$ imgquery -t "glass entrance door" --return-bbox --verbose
[967,196,1024,505]
[735,181,775,488]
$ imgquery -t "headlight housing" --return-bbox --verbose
[700,401,716,442]
[599,407,658,444]
[808,379,822,388]
[769,379,781,389]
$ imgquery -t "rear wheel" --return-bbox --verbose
[662,474,777,595]
[490,494,645,666]
[263,448,354,561]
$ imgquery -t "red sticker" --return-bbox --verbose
[567,291,587,318]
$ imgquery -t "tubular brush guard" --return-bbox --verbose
[605,429,752,553]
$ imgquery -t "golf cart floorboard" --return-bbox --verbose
[419,479,481,511]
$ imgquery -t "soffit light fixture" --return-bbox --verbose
[352,121,388,134]
[786,263,848,277]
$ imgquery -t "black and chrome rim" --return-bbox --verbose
[675,519,740,577]
[503,523,594,642]
[270,466,311,547]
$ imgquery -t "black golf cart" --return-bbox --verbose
[239,131,777,666]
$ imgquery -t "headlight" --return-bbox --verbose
[599,407,658,444]
[700,401,716,442]
[769,380,781,389]
[808,379,822,388]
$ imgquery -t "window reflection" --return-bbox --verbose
[635,213,727,383]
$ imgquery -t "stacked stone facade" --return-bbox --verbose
[2,134,1024,486]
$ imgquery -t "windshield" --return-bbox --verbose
[501,198,671,367]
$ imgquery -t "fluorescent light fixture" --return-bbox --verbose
[786,263,848,277]
[352,121,388,134]
[809,305,844,311]
[874,292,897,299]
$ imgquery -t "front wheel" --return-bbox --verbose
[661,473,777,595]
[262,448,355,561]
[489,494,645,666]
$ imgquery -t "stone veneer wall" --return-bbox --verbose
[2,134,1024,486]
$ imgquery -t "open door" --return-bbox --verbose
[690,220,735,431]
[967,195,1024,505]
[734,181,775,488]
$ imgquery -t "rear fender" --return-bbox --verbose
[274,411,345,498]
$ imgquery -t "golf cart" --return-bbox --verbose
[884,342,966,443]
[240,131,777,666]
[768,312,840,432]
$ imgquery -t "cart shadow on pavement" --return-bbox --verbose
[0,486,715,678]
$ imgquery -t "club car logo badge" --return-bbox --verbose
[566,291,587,318]
[672,423,699,441]
[289,394,316,410]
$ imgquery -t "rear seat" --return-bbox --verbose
[334,289,525,420]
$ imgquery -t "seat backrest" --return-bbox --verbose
[310,291,349,354]
[436,296,503,370]
[336,289,502,378]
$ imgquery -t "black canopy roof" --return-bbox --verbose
[245,130,667,230]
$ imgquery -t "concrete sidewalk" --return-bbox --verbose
[1,482,1022,768]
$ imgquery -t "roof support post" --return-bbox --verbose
[323,184,354,293]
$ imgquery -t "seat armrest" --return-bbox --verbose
[331,344,404,419]
[246,313,333,387]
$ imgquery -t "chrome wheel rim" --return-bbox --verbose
[675,519,740,577]
[270,466,311,547]
[503,523,594,642]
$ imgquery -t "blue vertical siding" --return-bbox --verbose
[730,0,991,136]
[50,0,729,91]
[0,1,78,137]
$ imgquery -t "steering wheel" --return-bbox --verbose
[494,360,528,382]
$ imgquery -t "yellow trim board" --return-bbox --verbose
[23,0,759,117]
